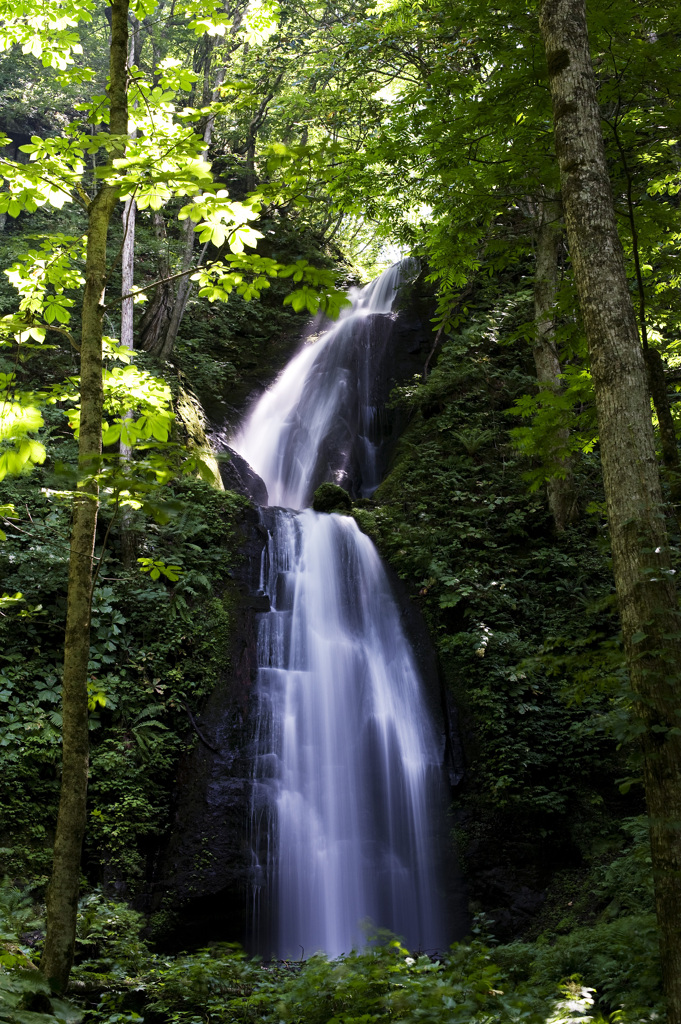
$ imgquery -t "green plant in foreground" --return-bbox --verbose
[0,889,662,1024]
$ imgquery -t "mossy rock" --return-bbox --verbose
[312,483,352,514]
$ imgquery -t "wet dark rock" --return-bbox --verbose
[303,309,433,502]
[153,502,266,948]
[218,447,269,505]
[472,867,547,942]
[454,806,587,943]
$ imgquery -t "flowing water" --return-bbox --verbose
[232,259,419,508]
[232,262,450,958]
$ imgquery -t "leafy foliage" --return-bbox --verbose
[347,267,646,947]
[0,473,248,886]
[0,0,675,1015]
[17,927,667,1024]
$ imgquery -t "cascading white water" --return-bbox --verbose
[232,259,418,510]
[233,261,449,958]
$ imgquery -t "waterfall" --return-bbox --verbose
[232,259,418,509]
[232,261,451,958]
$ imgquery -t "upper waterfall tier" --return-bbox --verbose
[231,260,417,509]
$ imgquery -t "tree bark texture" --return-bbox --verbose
[119,15,138,566]
[157,215,196,360]
[120,197,135,458]
[139,211,175,355]
[644,346,681,518]
[538,1,681,1018]
[140,12,252,361]
[41,0,129,993]
[610,108,681,519]
[533,198,576,532]
[119,197,137,565]
[156,63,226,359]
[120,18,138,382]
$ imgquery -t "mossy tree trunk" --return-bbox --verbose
[538,1,681,1018]
[607,109,681,519]
[40,0,129,993]
[532,196,575,532]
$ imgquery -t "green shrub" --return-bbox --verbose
[312,483,353,514]
[493,915,662,1017]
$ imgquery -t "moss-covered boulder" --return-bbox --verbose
[312,483,353,514]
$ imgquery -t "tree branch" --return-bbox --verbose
[183,704,219,753]
[106,265,203,308]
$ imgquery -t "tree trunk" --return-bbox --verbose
[538,1,681,1018]
[139,211,175,355]
[119,17,138,566]
[119,195,137,566]
[644,346,681,518]
[241,78,281,194]
[609,112,681,521]
[245,129,256,193]
[129,8,142,67]
[120,199,135,371]
[157,215,196,360]
[144,62,225,360]
[40,0,129,993]
[533,197,575,532]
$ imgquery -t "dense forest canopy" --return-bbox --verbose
[0,0,680,1022]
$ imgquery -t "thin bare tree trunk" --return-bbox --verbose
[533,196,576,532]
[119,18,137,566]
[120,196,135,445]
[539,1,681,1018]
[120,16,137,410]
[139,6,250,360]
[245,130,256,193]
[40,0,129,993]
[119,197,136,565]
[242,77,282,193]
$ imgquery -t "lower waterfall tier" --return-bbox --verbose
[251,507,452,957]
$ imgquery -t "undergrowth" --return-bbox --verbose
[0,891,664,1024]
